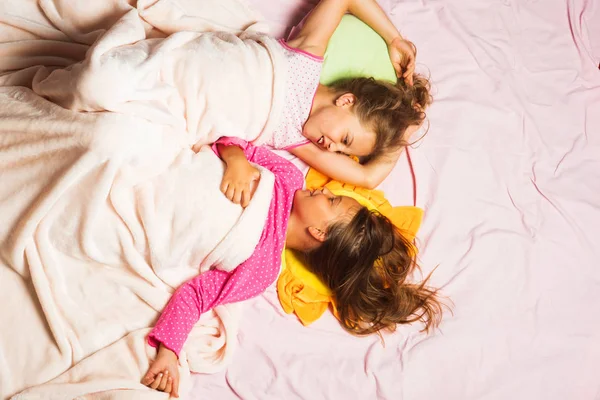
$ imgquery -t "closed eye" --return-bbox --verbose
[330,196,342,207]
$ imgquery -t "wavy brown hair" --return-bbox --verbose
[306,207,442,335]
[330,74,432,163]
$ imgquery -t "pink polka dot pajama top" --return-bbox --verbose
[148,136,304,356]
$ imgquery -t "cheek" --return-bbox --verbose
[292,195,309,220]
[356,139,374,156]
[316,110,337,134]
[354,132,376,156]
[295,197,317,221]
[312,115,325,131]
[296,197,311,217]
[304,115,324,140]
[312,202,334,223]
[305,199,331,224]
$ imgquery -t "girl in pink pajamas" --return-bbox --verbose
[141,138,442,397]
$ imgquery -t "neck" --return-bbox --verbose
[308,84,336,118]
[285,212,318,252]
[285,212,304,250]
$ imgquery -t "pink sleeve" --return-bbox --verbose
[148,237,281,357]
[149,138,303,356]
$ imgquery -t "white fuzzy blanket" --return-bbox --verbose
[0,0,283,398]
[31,8,287,147]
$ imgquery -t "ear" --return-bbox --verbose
[308,226,327,243]
[335,93,356,108]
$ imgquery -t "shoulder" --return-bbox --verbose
[251,146,303,185]
[273,152,304,187]
[278,39,324,63]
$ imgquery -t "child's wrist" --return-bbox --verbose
[225,155,250,168]
[388,35,404,46]
[158,344,177,358]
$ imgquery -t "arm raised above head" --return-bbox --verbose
[287,0,416,83]
[290,143,402,190]
[288,0,401,55]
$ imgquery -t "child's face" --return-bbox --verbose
[303,94,375,157]
[291,187,360,230]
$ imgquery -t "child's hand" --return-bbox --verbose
[388,37,416,86]
[221,159,260,208]
[142,344,180,398]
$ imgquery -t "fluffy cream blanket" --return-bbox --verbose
[30,8,287,147]
[0,0,285,398]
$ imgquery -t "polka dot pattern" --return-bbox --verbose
[262,39,324,150]
[148,137,304,356]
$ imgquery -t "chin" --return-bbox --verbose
[291,190,302,206]
[289,191,302,219]
[292,189,309,208]
[294,189,309,201]
[302,132,314,145]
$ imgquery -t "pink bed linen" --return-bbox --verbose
[188,0,600,399]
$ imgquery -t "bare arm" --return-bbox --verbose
[288,0,400,56]
[217,143,248,165]
[290,143,402,189]
[287,0,416,82]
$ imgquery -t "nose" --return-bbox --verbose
[323,136,338,152]
[322,187,332,196]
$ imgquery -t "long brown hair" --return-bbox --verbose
[330,74,432,163]
[307,207,442,335]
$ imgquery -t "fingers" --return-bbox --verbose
[172,373,180,398]
[164,374,173,394]
[225,184,237,204]
[149,372,163,390]
[392,39,416,85]
[157,370,169,391]
[222,181,255,207]
[241,187,250,208]
[404,66,414,85]
[409,40,417,57]
[406,42,417,85]
[393,61,402,78]
[241,174,260,207]
[220,180,229,195]
[142,371,156,386]
[398,57,415,85]
[222,180,241,205]
[232,186,242,205]
[142,361,164,387]
[249,176,260,198]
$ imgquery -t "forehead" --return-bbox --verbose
[338,196,361,213]
[341,112,375,151]
[350,129,376,157]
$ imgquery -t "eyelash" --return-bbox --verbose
[329,197,336,204]
[342,136,349,146]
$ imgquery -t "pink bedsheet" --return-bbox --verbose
[189,0,600,399]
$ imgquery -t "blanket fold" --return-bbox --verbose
[0,0,282,398]
[29,6,287,148]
